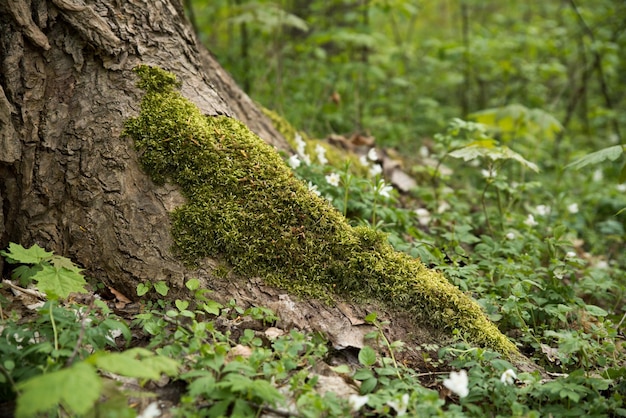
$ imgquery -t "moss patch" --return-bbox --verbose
[124,65,517,355]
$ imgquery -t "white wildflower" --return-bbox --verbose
[617,183,626,192]
[325,172,340,187]
[500,369,517,385]
[308,182,321,196]
[288,154,301,169]
[593,169,603,182]
[315,144,328,165]
[443,370,469,398]
[415,208,431,226]
[506,231,516,240]
[348,394,369,412]
[295,133,306,152]
[137,402,161,418]
[379,183,393,199]
[302,153,311,166]
[481,168,497,179]
[524,214,538,227]
[367,147,379,161]
[565,251,577,259]
[535,205,550,216]
[359,154,369,166]
[437,201,451,214]
[567,203,579,214]
[369,164,383,177]
[595,260,609,269]
[387,393,409,416]
[419,145,430,158]
[553,267,567,280]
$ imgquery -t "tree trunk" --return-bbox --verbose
[0,0,531,365]
[0,0,286,295]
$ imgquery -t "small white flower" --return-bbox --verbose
[419,145,430,158]
[387,393,409,416]
[481,168,497,179]
[506,231,516,240]
[369,164,383,177]
[437,201,451,214]
[595,260,609,269]
[535,205,550,216]
[443,370,469,398]
[524,214,538,227]
[500,369,517,385]
[302,153,311,166]
[288,154,301,169]
[593,169,603,182]
[553,267,567,280]
[567,203,579,214]
[379,183,393,199]
[617,183,626,192]
[325,172,340,187]
[137,402,161,418]
[315,144,328,165]
[348,394,369,412]
[106,328,123,344]
[415,208,431,226]
[295,133,306,150]
[565,251,576,259]
[367,148,379,161]
[359,155,369,166]
[308,182,321,196]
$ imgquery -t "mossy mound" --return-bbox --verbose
[124,65,517,355]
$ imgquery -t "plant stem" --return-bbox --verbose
[49,301,59,352]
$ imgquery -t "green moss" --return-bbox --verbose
[124,65,518,355]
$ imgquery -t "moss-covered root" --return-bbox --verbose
[124,65,518,356]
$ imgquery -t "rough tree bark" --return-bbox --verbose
[0,0,532,366]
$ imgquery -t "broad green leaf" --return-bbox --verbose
[566,145,624,170]
[203,300,223,316]
[185,278,200,291]
[360,377,378,394]
[16,362,101,417]
[449,142,539,172]
[176,299,189,311]
[585,305,608,317]
[358,346,378,367]
[330,364,352,374]
[1,243,52,264]
[32,265,88,299]
[364,312,378,323]
[50,255,83,273]
[91,349,178,380]
[137,282,151,296]
[154,281,169,296]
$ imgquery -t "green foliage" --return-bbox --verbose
[1,243,87,299]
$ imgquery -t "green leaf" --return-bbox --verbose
[360,377,378,394]
[91,349,179,380]
[203,300,223,316]
[185,278,200,291]
[585,305,608,317]
[32,265,88,299]
[50,255,83,272]
[364,312,378,323]
[358,346,377,367]
[330,365,352,374]
[137,282,151,296]
[16,362,101,417]
[176,299,189,311]
[449,141,539,172]
[154,281,169,296]
[1,243,53,264]
[566,145,624,170]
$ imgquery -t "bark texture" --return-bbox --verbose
[0,0,290,299]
